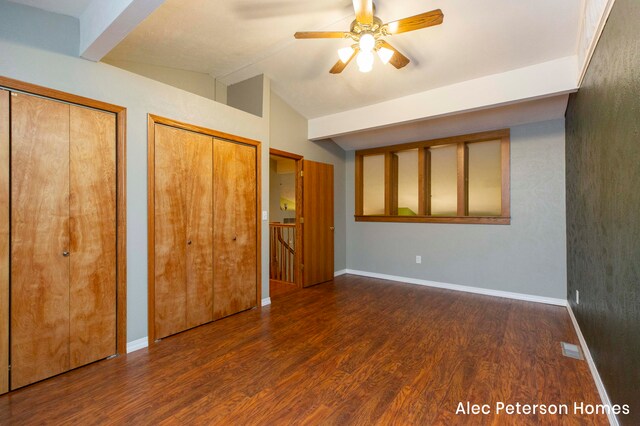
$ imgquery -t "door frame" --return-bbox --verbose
[269,148,304,288]
[0,76,128,392]
[147,114,262,345]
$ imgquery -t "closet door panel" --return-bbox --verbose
[213,139,237,319]
[213,140,257,319]
[0,90,8,394]
[69,105,117,369]
[234,143,257,311]
[185,134,214,329]
[10,94,70,389]
[154,125,188,339]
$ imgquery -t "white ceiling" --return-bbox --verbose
[103,0,583,119]
[7,0,93,18]
[105,0,354,78]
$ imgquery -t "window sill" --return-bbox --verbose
[354,215,511,225]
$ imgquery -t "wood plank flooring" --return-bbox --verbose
[0,275,607,425]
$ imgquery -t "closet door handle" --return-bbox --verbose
[62,251,70,257]
[232,236,237,241]
[187,240,192,245]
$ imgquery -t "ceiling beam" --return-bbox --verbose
[330,95,570,151]
[79,0,165,62]
[308,56,579,141]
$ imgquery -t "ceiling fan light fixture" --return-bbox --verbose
[377,47,394,64]
[294,4,444,74]
[356,50,374,73]
[358,32,375,52]
[338,46,355,63]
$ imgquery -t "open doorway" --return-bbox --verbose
[269,149,303,299]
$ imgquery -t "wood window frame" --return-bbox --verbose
[355,129,510,225]
[147,114,262,344]
[0,76,128,368]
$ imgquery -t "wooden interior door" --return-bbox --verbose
[302,160,334,287]
[68,105,117,369]
[10,93,71,389]
[0,90,9,394]
[213,139,257,319]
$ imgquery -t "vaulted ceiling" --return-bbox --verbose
[100,0,582,118]
[5,0,590,149]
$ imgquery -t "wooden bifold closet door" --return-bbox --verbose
[154,125,213,339]
[213,139,257,320]
[10,93,116,389]
[150,119,259,342]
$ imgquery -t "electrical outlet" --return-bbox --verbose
[576,290,580,305]
[262,211,268,221]
[416,256,422,264]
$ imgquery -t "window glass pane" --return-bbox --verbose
[363,154,385,215]
[396,149,419,216]
[430,144,457,216]
[468,140,502,216]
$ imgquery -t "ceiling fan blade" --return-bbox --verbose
[294,31,349,39]
[385,9,444,35]
[353,0,373,25]
[330,47,359,74]
[379,40,410,69]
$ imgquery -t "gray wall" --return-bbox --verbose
[346,120,567,299]
[0,2,272,343]
[228,75,264,117]
[101,58,218,101]
[0,0,78,56]
[566,0,640,422]
[269,93,347,272]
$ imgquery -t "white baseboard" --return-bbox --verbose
[334,269,347,277]
[261,297,271,306]
[567,304,618,426]
[126,337,148,354]
[344,269,567,306]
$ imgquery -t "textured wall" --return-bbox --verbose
[346,120,567,299]
[565,0,640,423]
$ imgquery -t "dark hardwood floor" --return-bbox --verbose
[0,275,607,425]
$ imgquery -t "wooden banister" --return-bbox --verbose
[269,223,296,284]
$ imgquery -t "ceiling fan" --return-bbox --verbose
[294,0,444,74]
